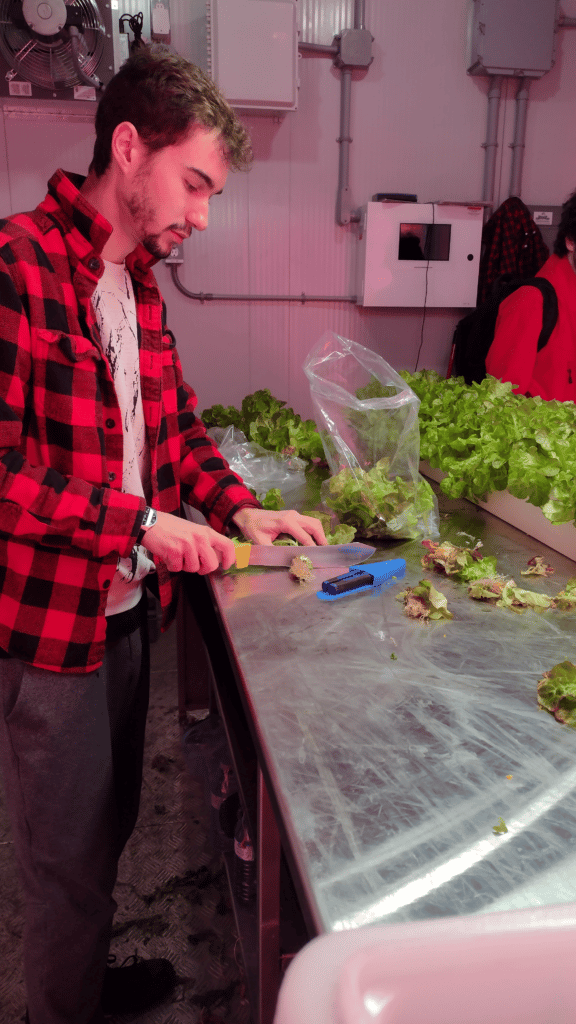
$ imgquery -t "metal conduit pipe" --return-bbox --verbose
[482,75,503,215]
[355,0,365,31]
[299,0,371,226]
[298,41,338,55]
[336,68,353,225]
[509,77,530,199]
[170,265,357,303]
[335,0,370,224]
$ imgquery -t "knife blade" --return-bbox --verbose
[235,542,376,569]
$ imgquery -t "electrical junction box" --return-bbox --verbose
[356,202,484,308]
[207,0,298,112]
[467,0,558,78]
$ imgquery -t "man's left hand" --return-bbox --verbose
[231,507,328,546]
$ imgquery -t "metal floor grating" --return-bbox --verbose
[0,624,251,1024]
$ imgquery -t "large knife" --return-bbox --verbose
[234,542,376,569]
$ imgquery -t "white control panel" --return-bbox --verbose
[356,202,484,308]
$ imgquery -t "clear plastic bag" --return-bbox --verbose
[303,332,439,540]
[208,425,307,501]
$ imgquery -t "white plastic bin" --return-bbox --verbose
[273,902,576,1023]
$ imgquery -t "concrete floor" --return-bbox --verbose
[0,622,251,1024]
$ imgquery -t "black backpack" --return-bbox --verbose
[451,276,558,385]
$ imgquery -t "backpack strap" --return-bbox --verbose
[515,278,558,352]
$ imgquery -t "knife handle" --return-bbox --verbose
[235,544,251,569]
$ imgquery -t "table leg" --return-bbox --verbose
[257,765,281,1024]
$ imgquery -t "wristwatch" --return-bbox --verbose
[137,506,157,544]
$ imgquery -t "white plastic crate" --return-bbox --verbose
[274,902,576,1024]
[421,462,576,563]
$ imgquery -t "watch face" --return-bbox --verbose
[143,508,157,529]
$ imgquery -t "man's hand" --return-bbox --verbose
[143,510,237,574]
[231,507,328,546]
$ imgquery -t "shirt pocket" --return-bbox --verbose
[30,327,104,428]
[31,327,101,365]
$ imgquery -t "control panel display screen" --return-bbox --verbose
[398,223,451,261]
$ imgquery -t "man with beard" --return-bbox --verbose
[0,44,326,1024]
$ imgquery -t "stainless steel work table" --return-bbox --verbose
[181,486,576,1023]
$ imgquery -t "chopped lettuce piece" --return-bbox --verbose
[537,661,576,727]
[421,539,498,582]
[468,576,555,612]
[467,577,507,601]
[521,556,554,576]
[497,580,556,613]
[289,555,315,583]
[493,817,508,835]
[396,579,453,620]
[554,577,576,611]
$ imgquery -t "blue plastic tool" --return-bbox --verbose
[317,558,406,601]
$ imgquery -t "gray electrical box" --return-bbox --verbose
[467,0,558,78]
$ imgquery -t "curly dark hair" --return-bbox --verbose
[89,45,252,176]
[554,189,576,256]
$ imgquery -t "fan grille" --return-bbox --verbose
[0,0,106,90]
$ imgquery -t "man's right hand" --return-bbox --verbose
[142,510,237,575]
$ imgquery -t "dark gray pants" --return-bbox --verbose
[0,608,150,1024]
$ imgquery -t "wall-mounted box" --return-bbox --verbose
[356,202,484,308]
[207,0,298,112]
[467,0,558,78]
[526,203,563,257]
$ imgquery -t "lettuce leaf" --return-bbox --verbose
[421,539,498,582]
[401,370,576,525]
[260,487,285,510]
[537,661,576,727]
[202,389,324,462]
[497,580,556,613]
[323,458,437,540]
[553,577,576,610]
[396,579,453,620]
[521,556,554,576]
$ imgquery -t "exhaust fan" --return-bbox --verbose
[0,0,124,101]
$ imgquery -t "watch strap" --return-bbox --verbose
[137,506,157,544]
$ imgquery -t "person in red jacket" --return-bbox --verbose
[486,190,576,402]
[0,45,326,1024]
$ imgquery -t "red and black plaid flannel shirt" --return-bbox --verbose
[0,170,260,672]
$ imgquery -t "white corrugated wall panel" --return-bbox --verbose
[172,0,491,420]
[4,0,576,426]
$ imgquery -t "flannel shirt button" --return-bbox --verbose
[108,471,116,481]
[105,418,115,429]
[103,579,111,589]
[88,257,101,272]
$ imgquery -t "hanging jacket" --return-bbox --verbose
[477,196,549,305]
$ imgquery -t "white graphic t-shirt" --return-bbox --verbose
[92,259,155,616]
